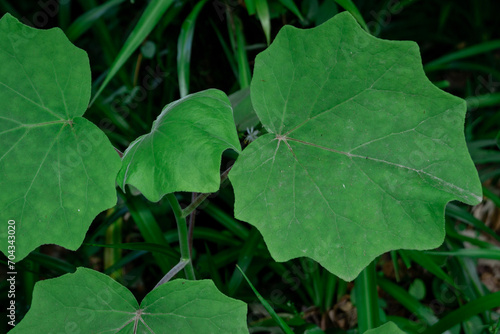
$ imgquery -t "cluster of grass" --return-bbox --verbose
[1,0,499,333]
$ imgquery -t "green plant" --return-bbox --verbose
[0,6,497,334]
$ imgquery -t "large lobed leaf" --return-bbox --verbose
[229,12,482,281]
[117,89,241,202]
[0,14,120,260]
[11,268,249,333]
[365,322,406,334]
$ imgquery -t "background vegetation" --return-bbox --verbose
[1,0,499,333]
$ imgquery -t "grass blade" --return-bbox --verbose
[277,0,304,21]
[424,40,500,72]
[229,15,251,89]
[228,228,262,295]
[466,93,500,110]
[446,204,500,243]
[237,265,295,334]
[26,252,76,275]
[84,242,179,260]
[426,248,500,261]
[66,0,126,41]
[355,261,380,332]
[203,202,250,240]
[104,214,123,279]
[422,291,500,334]
[334,0,368,31]
[177,0,209,97]
[255,0,271,45]
[92,0,175,104]
[125,196,177,272]
[210,19,238,78]
[401,250,456,287]
[244,0,257,15]
[378,277,439,327]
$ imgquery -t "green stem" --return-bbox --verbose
[166,193,195,280]
[355,260,380,333]
[181,165,233,218]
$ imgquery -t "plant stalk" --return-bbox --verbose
[166,193,196,280]
[181,164,233,218]
[355,260,380,333]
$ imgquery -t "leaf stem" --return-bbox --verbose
[181,164,233,218]
[165,193,196,280]
[153,259,189,289]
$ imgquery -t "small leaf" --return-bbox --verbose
[229,12,482,281]
[117,89,241,202]
[0,14,121,260]
[409,278,426,300]
[11,267,249,333]
[365,322,406,334]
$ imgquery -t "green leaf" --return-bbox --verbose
[117,89,241,202]
[408,278,426,300]
[91,0,175,103]
[365,322,406,334]
[0,14,121,260]
[229,12,482,281]
[11,267,249,333]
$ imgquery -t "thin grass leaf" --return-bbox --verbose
[58,0,71,31]
[0,0,19,18]
[432,80,450,89]
[390,251,401,282]
[125,196,177,272]
[203,202,250,240]
[446,204,500,243]
[164,227,242,246]
[203,245,225,292]
[210,19,238,78]
[424,40,500,72]
[66,0,126,41]
[26,252,77,275]
[401,250,456,287]
[76,0,129,86]
[323,271,337,310]
[422,291,500,334]
[104,215,124,279]
[92,0,175,104]
[445,221,495,250]
[426,248,500,261]
[228,228,262,295]
[466,93,500,110]
[277,0,304,21]
[378,277,440,327]
[177,0,209,98]
[104,250,148,275]
[334,0,368,31]
[483,186,500,208]
[84,242,179,260]
[425,62,500,81]
[244,0,257,15]
[255,0,271,45]
[237,265,295,334]
[229,15,251,89]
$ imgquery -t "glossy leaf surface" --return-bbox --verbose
[229,12,482,280]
